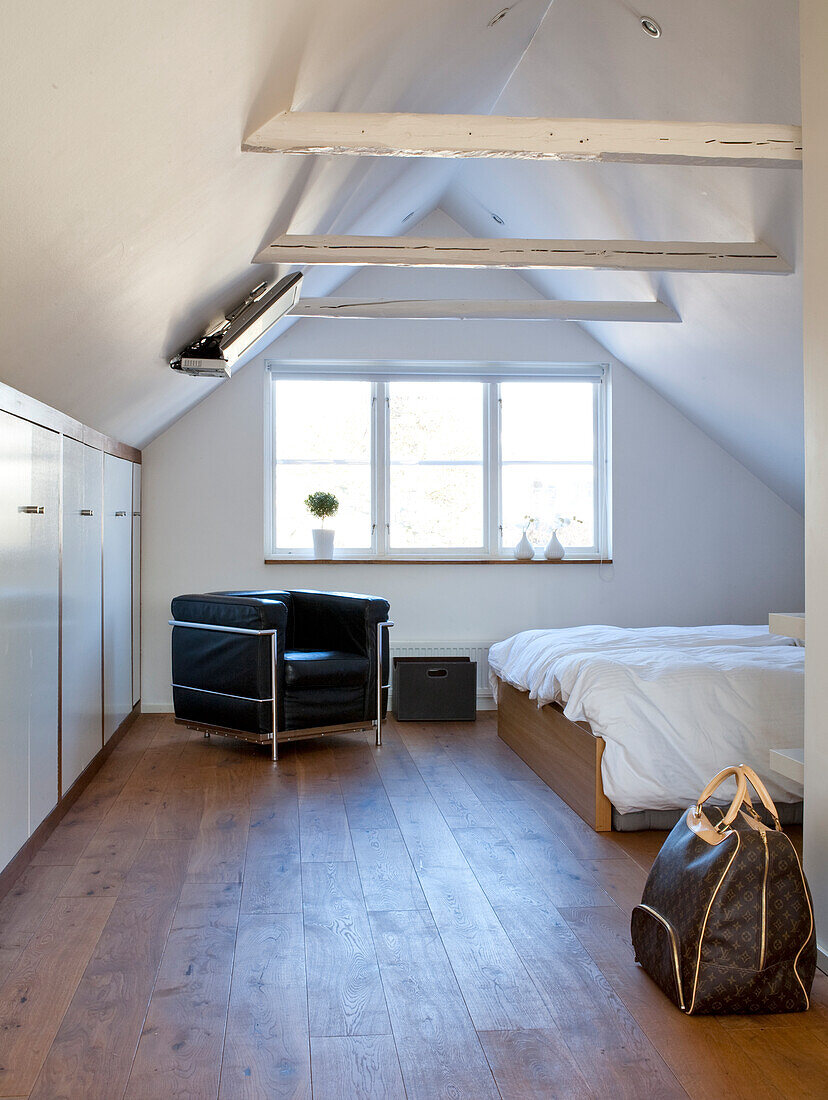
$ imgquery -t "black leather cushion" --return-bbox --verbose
[288,590,389,652]
[172,687,274,737]
[284,685,365,730]
[284,649,369,690]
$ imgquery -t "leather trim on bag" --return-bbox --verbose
[634,903,685,1010]
[784,832,814,1010]
[688,831,741,1013]
[686,807,731,846]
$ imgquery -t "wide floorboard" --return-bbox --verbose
[0,713,825,1099]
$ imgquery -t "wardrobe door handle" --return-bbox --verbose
[133,511,141,517]
[19,505,45,514]
[115,510,128,516]
[80,509,95,516]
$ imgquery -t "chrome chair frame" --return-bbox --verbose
[169,618,394,761]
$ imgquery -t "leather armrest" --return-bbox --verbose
[171,593,288,632]
[171,593,289,731]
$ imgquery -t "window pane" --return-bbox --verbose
[501,381,594,462]
[500,382,596,550]
[274,380,372,548]
[389,382,484,548]
[501,463,595,549]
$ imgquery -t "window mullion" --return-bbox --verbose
[267,374,276,555]
[487,382,502,556]
[374,382,389,555]
[595,377,609,557]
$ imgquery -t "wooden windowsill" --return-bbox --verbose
[265,557,611,565]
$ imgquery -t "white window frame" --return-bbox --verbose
[265,361,610,560]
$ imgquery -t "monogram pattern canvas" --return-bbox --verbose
[631,808,815,1015]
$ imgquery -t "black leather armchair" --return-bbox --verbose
[170,589,392,759]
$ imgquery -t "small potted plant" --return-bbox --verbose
[305,490,339,558]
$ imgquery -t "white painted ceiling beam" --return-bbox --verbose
[255,236,791,274]
[243,112,802,168]
[290,297,680,322]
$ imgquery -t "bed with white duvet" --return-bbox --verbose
[488,625,803,817]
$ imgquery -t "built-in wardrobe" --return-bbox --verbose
[0,384,141,874]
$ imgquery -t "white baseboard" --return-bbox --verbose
[818,944,828,976]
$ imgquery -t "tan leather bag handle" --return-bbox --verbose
[694,766,749,831]
[737,763,783,830]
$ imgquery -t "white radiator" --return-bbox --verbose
[389,640,494,704]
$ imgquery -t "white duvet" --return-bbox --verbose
[488,626,803,815]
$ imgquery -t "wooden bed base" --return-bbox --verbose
[497,679,613,831]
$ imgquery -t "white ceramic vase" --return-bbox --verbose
[514,530,534,560]
[312,528,335,558]
[544,529,565,560]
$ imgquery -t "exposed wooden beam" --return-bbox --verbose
[289,298,680,322]
[243,112,802,168]
[255,236,791,274]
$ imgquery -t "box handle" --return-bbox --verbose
[426,668,449,678]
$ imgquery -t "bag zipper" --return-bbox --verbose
[635,903,685,1010]
[688,831,741,1014]
[759,829,769,970]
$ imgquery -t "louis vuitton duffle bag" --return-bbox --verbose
[631,764,815,1014]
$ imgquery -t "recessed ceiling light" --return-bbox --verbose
[640,15,662,38]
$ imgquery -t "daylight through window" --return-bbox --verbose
[270,370,608,558]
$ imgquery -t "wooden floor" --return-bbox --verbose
[0,715,826,1099]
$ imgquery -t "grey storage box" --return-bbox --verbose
[393,656,477,721]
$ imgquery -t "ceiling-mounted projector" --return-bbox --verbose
[170,271,302,378]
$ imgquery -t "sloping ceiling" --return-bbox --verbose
[1,0,803,508]
[442,0,803,508]
[0,0,551,444]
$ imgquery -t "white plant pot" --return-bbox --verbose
[312,528,335,558]
[514,531,534,560]
[544,529,565,560]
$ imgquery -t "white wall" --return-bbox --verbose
[801,0,828,968]
[141,263,804,710]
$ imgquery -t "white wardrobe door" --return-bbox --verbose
[62,438,103,790]
[103,453,133,742]
[0,411,59,865]
[0,412,36,866]
[131,463,141,707]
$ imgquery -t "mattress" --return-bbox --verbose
[488,624,796,707]
[488,626,803,816]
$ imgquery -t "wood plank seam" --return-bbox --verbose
[373,726,598,1052]
[341,740,503,1084]
[376,730,608,1091]
[339,781,416,1087]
